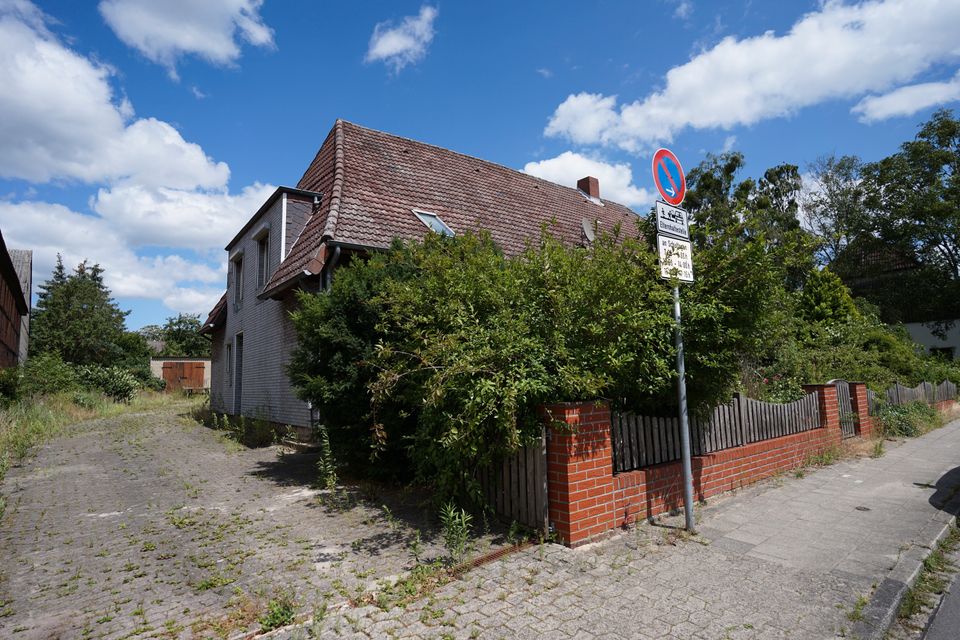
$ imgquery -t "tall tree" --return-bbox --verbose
[31,259,130,365]
[160,314,209,357]
[802,155,867,264]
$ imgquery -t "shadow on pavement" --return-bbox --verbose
[929,466,960,514]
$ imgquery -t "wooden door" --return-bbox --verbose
[162,362,186,392]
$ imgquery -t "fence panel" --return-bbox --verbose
[612,392,822,473]
[477,430,548,531]
[884,381,957,407]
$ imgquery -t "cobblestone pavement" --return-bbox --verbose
[273,421,960,639]
[0,402,481,640]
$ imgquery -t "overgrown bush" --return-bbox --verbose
[0,367,22,407]
[19,353,79,397]
[876,402,941,438]
[291,229,773,500]
[76,364,139,403]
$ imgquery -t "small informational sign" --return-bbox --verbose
[652,148,687,206]
[658,235,694,282]
[655,201,689,240]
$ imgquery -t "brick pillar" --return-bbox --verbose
[802,384,843,445]
[848,382,874,437]
[540,400,616,547]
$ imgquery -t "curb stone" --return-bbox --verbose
[851,491,960,640]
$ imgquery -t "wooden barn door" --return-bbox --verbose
[162,362,186,392]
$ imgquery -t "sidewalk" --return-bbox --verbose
[274,421,960,639]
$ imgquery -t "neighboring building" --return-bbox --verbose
[201,120,640,432]
[150,357,212,392]
[10,249,31,363]
[0,231,28,368]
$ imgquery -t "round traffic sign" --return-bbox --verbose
[652,148,686,206]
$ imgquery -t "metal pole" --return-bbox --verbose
[674,285,696,532]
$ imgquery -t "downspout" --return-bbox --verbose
[324,245,342,291]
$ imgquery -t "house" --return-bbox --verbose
[10,249,31,363]
[201,120,640,435]
[150,357,212,392]
[832,236,960,359]
[0,230,28,368]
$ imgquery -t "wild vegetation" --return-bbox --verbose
[289,110,960,502]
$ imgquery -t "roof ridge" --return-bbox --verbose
[337,120,637,212]
[320,119,346,240]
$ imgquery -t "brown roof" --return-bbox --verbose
[199,292,226,335]
[0,231,27,316]
[262,119,641,296]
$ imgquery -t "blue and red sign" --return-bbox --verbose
[652,148,686,206]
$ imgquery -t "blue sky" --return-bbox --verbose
[0,0,958,328]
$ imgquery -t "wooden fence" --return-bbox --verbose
[868,380,957,415]
[477,430,548,531]
[611,392,821,473]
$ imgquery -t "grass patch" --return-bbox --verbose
[257,591,297,632]
[802,444,842,468]
[847,594,868,622]
[898,526,959,620]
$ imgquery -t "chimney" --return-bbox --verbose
[577,176,600,199]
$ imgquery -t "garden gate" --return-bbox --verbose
[477,429,549,533]
[830,379,856,438]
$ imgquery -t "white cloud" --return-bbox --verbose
[365,5,437,73]
[852,72,960,122]
[674,1,693,20]
[523,151,653,209]
[0,2,273,317]
[0,201,226,314]
[0,6,228,187]
[536,68,553,79]
[92,183,276,251]
[722,135,737,152]
[98,0,274,78]
[545,0,960,151]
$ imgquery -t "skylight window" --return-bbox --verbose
[413,209,454,237]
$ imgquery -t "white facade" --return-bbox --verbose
[209,192,315,428]
[904,320,960,360]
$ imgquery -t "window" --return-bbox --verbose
[233,256,244,306]
[226,343,233,385]
[257,234,269,288]
[413,209,454,237]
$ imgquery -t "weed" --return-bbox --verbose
[409,529,423,564]
[898,526,959,619]
[315,424,337,490]
[195,571,236,592]
[847,594,868,622]
[439,501,472,564]
[257,591,296,632]
[871,439,885,458]
[803,445,842,468]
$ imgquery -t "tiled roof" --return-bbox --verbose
[262,119,641,296]
[199,293,227,335]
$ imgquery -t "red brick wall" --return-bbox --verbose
[543,386,843,547]
[848,382,874,437]
[541,402,616,546]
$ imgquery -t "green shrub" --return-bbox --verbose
[0,367,22,407]
[129,365,166,392]
[76,365,139,403]
[20,353,79,396]
[876,401,940,438]
[439,501,473,564]
[240,417,276,448]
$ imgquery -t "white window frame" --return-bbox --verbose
[413,209,455,237]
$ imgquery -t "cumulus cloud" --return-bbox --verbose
[0,201,226,314]
[0,6,228,187]
[523,151,653,209]
[852,72,960,122]
[92,182,276,251]
[365,5,437,73]
[0,1,273,317]
[545,0,960,151]
[99,0,274,78]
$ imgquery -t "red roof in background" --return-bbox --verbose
[262,119,641,296]
[199,292,226,335]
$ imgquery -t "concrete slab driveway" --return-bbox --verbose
[0,401,454,640]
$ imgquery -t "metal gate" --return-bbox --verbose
[830,379,856,438]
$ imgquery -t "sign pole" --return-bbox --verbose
[673,284,696,532]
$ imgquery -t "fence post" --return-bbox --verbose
[540,401,616,547]
[847,382,874,438]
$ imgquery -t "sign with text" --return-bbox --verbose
[655,201,689,240]
[658,235,694,282]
